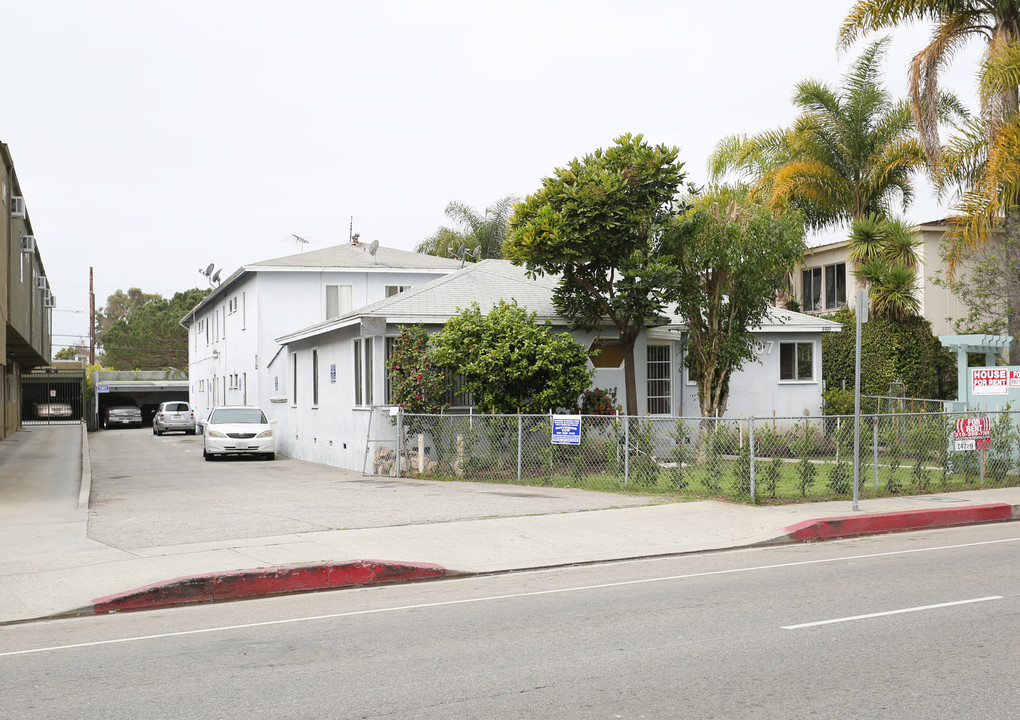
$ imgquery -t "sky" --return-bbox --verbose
[1,1,987,353]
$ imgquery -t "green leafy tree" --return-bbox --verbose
[54,345,87,361]
[385,324,447,413]
[659,189,805,417]
[431,300,594,414]
[415,195,518,260]
[100,288,208,370]
[506,133,689,415]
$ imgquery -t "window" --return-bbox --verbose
[242,292,246,330]
[825,263,846,310]
[326,284,353,319]
[385,285,412,298]
[647,345,672,414]
[312,349,319,406]
[802,267,822,311]
[292,352,298,404]
[354,338,374,406]
[780,342,814,381]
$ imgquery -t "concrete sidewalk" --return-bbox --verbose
[1,425,1018,624]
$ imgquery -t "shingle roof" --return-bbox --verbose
[278,260,562,343]
[249,242,463,270]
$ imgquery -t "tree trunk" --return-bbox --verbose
[1006,210,1020,365]
[622,336,639,416]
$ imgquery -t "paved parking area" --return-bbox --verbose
[87,429,661,550]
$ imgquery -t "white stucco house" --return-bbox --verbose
[180,241,463,421]
[273,260,842,471]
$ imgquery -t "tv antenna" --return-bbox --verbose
[290,234,309,252]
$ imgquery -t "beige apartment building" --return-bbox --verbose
[1,141,52,439]
[793,219,987,337]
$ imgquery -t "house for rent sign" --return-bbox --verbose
[970,368,1020,395]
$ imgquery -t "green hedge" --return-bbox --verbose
[821,309,956,402]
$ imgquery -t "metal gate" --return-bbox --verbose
[22,371,86,425]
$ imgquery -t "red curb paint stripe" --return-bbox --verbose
[783,503,1014,542]
[92,560,448,614]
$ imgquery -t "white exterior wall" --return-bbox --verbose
[278,324,378,470]
[186,268,451,424]
[276,323,830,472]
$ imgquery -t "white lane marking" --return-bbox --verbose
[782,596,1003,630]
[1,535,1016,658]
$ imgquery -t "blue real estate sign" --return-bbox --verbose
[551,414,582,446]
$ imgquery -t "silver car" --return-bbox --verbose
[153,401,197,436]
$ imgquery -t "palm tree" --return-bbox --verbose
[415,195,518,260]
[848,214,922,319]
[709,38,927,232]
[840,1,1020,267]
[841,2,1020,359]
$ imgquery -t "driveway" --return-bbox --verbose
[87,429,663,550]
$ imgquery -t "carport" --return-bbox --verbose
[92,370,190,428]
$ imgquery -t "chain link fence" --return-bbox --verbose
[366,409,1020,503]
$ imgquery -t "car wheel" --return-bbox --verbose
[152,425,157,435]
[264,452,275,461]
[204,449,213,461]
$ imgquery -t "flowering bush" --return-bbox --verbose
[386,324,447,414]
[581,387,620,415]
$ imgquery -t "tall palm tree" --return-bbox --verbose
[840,0,1020,267]
[709,38,927,232]
[415,195,518,260]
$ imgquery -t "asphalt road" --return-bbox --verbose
[2,523,1017,719]
[86,428,657,549]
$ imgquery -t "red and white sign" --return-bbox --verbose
[954,417,991,451]
[972,368,1009,395]
[1010,370,1020,387]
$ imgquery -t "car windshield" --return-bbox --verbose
[210,408,267,424]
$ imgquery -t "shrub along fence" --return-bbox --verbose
[378,409,1020,503]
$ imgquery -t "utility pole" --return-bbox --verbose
[89,267,95,365]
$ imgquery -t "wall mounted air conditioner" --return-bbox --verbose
[20,235,36,253]
[36,276,48,290]
[44,296,56,309]
[11,196,26,219]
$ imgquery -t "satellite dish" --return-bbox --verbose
[471,247,482,259]
[368,239,380,256]
[203,263,214,276]
[211,269,222,284]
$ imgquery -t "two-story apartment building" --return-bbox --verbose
[793,219,990,336]
[1,142,53,439]
[180,240,463,421]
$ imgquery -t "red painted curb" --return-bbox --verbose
[783,503,1014,542]
[91,560,449,614]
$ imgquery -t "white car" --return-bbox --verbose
[202,406,276,461]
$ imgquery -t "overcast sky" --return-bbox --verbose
[1,1,986,352]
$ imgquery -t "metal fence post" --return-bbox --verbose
[395,408,403,477]
[749,416,756,503]
[517,414,523,483]
[873,417,879,491]
[624,416,630,487]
